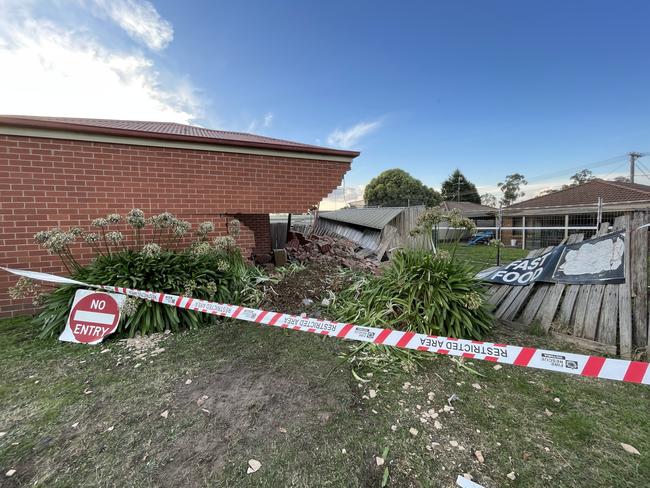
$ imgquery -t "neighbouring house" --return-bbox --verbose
[314,206,431,258]
[502,178,650,249]
[0,115,358,317]
[437,201,497,242]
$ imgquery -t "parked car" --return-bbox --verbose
[467,230,494,246]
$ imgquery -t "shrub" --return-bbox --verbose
[34,248,262,338]
[14,209,264,338]
[331,249,493,340]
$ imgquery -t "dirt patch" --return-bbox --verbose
[261,263,352,315]
[158,362,338,485]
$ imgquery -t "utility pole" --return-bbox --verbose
[629,152,644,183]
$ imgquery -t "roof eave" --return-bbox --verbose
[0,116,360,159]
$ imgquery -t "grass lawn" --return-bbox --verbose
[439,244,529,274]
[1,303,649,487]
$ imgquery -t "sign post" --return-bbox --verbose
[59,289,125,344]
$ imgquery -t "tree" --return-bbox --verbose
[364,169,441,207]
[498,173,527,206]
[480,193,497,208]
[569,169,595,186]
[440,169,481,204]
[613,175,631,183]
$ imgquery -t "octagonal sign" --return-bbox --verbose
[60,289,126,344]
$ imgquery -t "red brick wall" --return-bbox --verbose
[0,135,350,316]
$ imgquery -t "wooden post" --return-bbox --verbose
[630,212,648,349]
[619,214,633,358]
[522,216,526,250]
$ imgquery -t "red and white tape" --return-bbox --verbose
[3,267,649,385]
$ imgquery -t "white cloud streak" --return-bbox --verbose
[320,184,366,210]
[327,119,381,149]
[91,0,173,51]
[0,2,201,123]
[246,112,274,133]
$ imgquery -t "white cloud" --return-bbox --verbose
[320,184,366,210]
[91,0,173,51]
[246,112,274,133]
[0,4,200,123]
[327,119,381,149]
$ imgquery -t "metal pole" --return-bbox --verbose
[522,216,526,250]
[596,197,603,229]
[564,214,569,239]
[496,206,502,266]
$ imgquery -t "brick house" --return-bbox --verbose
[502,178,650,249]
[0,115,358,317]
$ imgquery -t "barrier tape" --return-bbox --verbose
[3,267,649,385]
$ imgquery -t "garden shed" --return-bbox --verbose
[0,115,358,317]
[314,206,431,258]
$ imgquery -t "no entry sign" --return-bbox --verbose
[59,289,125,344]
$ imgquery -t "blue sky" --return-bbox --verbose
[1,0,649,207]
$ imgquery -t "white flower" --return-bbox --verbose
[150,212,176,229]
[213,235,236,252]
[92,218,109,228]
[106,214,122,224]
[127,208,146,229]
[84,233,100,244]
[120,297,141,317]
[173,220,191,237]
[228,219,241,238]
[196,221,215,238]
[141,243,162,257]
[106,231,124,244]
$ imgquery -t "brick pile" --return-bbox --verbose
[285,231,380,273]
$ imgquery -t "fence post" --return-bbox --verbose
[564,214,569,239]
[521,216,526,250]
[630,211,648,350]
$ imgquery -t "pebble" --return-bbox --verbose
[449,440,459,447]
[247,459,261,474]
[5,469,16,477]
[409,427,419,436]
[507,471,516,480]
[475,451,485,463]
[185,379,192,385]
[434,420,442,430]
[553,397,560,403]
[471,383,482,390]
[160,410,169,419]
[369,389,377,399]
[493,364,502,370]
[376,457,384,466]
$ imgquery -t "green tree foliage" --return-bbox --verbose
[498,173,528,206]
[364,169,441,207]
[440,169,481,204]
[480,193,497,207]
[569,169,595,186]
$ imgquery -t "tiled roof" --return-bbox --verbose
[0,115,359,158]
[440,201,497,216]
[506,179,650,209]
[319,207,405,230]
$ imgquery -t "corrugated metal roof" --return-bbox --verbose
[319,207,405,230]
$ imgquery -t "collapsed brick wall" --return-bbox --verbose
[0,135,350,317]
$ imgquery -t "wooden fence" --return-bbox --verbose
[486,212,649,358]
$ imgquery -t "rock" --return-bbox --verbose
[409,427,419,436]
[185,379,192,385]
[71,422,79,429]
[493,364,502,370]
[507,471,516,480]
[341,448,346,454]
[321,298,331,307]
[471,383,482,390]
[390,425,397,431]
[544,408,553,417]
[449,440,459,447]
[475,451,485,463]
[369,389,377,399]
[375,456,384,466]
[5,469,16,477]
[160,410,169,419]
[247,459,262,474]
[434,420,442,429]
[553,397,560,403]
[620,443,640,455]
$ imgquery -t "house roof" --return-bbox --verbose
[506,179,650,210]
[0,115,359,159]
[440,201,497,217]
[319,207,405,230]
